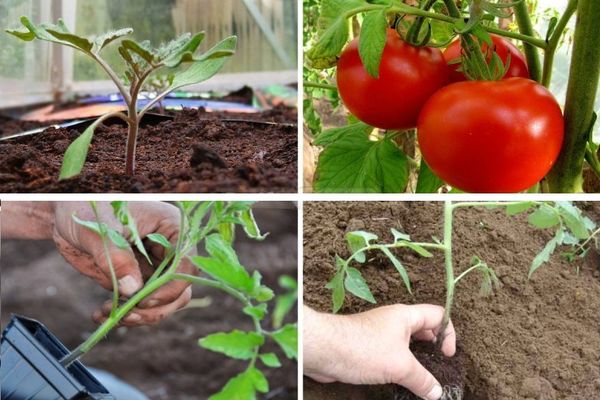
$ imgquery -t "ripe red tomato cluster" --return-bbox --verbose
[335,30,564,193]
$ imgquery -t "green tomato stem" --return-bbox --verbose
[541,0,578,88]
[547,0,600,193]
[438,201,455,346]
[586,146,600,179]
[304,81,337,91]
[513,1,543,82]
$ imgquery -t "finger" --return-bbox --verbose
[138,254,197,309]
[121,286,192,326]
[396,353,443,400]
[407,305,456,357]
[412,330,436,343]
[90,245,143,297]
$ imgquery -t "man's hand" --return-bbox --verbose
[303,304,456,400]
[52,202,196,326]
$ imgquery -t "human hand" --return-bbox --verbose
[52,202,196,326]
[303,304,456,400]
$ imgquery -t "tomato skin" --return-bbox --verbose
[417,78,564,193]
[443,34,529,82]
[336,29,450,130]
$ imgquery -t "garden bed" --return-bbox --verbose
[1,205,298,399]
[0,106,297,193]
[303,202,600,400]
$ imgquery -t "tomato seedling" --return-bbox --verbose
[6,18,236,179]
[61,201,297,400]
[327,201,598,348]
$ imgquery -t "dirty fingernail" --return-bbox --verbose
[124,313,142,322]
[118,275,140,296]
[425,384,443,400]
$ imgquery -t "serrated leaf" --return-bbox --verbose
[325,269,345,313]
[271,324,298,360]
[199,330,264,360]
[93,28,133,53]
[248,367,269,393]
[346,231,378,262]
[259,353,281,368]
[146,233,172,250]
[314,122,373,147]
[238,209,268,240]
[506,202,535,216]
[191,256,254,293]
[556,202,590,240]
[416,158,444,193]
[243,304,268,321]
[59,117,103,180]
[528,204,560,229]
[209,370,256,400]
[344,267,376,303]
[315,134,409,193]
[529,229,564,278]
[359,9,388,78]
[205,233,239,265]
[8,17,95,53]
[162,32,205,67]
[380,247,412,294]
[121,39,155,64]
[111,201,151,264]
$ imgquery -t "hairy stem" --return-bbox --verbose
[547,0,600,192]
[304,81,337,90]
[92,54,132,105]
[438,201,455,346]
[541,0,578,87]
[513,1,542,82]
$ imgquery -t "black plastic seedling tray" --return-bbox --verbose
[1,315,113,400]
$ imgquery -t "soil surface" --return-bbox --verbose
[1,204,298,400]
[0,106,297,193]
[303,202,600,400]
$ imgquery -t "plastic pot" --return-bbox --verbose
[1,315,113,400]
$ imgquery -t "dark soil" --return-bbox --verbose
[303,202,600,400]
[1,204,298,400]
[0,106,297,193]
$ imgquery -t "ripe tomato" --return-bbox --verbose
[336,29,450,130]
[417,78,564,193]
[443,34,529,82]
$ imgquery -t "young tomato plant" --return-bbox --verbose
[305,0,600,193]
[327,201,598,344]
[6,18,237,179]
[62,201,297,400]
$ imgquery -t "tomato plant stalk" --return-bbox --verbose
[546,0,600,192]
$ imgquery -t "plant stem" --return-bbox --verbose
[92,54,132,105]
[304,81,337,90]
[124,116,138,176]
[547,0,600,192]
[438,201,455,345]
[513,1,543,82]
[586,146,600,179]
[406,0,438,44]
[541,0,578,87]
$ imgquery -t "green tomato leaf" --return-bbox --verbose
[247,367,269,394]
[146,233,172,250]
[259,353,281,368]
[556,202,590,240]
[59,117,104,180]
[506,202,535,216]
[402,242,434,258]
[205,233,240,265]
[190,256,254,294]
[344,267,376,303]
[272,292,297,329]
[416,158,444,193]
[315,133,409,193]
[199,330,264,360]
[314,122,373,147]
[528,204,560,229]
[107,229,130,249]
[209,370,256,400]
[161,32,205,67]
[93,28,133,53]
[391,228,410,242]
[7,17,94,54]
[529,228,564,278]
[359,9,388,78]
[238,209,268,240]
[120,39,155,64]
[346,231,378,263]
[243,304,268,321]
[325,268,346,313]
[271,324,298,360]
[72,215,103,235]
[380,247,412,294]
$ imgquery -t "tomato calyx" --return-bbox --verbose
[457,33,512,81]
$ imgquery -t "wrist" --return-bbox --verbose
[1,201,56,239]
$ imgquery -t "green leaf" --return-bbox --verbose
[162,32,205,67]
[205,233,239,265]
[506,202,535,216]
[243,304,268,321]
[278,275,297,290]
[259,353,281,368]
[416,159,444,193]
[315,134,409,193]
[344,267,376,303]
[218,222,236,244]
[59,117,104,180]
[528,204,560,229]
[238,209,268,240]
[209,370,256,400]
[199,330,264,360]
[271,324,298,360]
[325,269,346,313]
[93,28,133,53]
[529,229,564,278]
[346,231,378,263]
[146,233,172,250]
[391,228,410,242]
[72,215,103,235]
[314,122,373,147]
[402,242,434,258]
[120,39,155,64]
[7,17,94,54]
[359,9,388,78]
[191,256,254,293]
[168,36,237,91]
[111,201,151,264]
[247,367,269,393]
[107,229,129,249]
[273,292,297,329]
[556,202,590,240]
[380,247,411,294]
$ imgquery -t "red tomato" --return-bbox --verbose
[336,29,450,130]
[443,34,529,82]
[417,78,564,193]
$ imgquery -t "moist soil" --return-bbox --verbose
[1,205,298,400]
[0,106,297,193]
[303,202,600,400]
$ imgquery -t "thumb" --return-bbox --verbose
[90,244,143,297]
[397,353,443,400]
